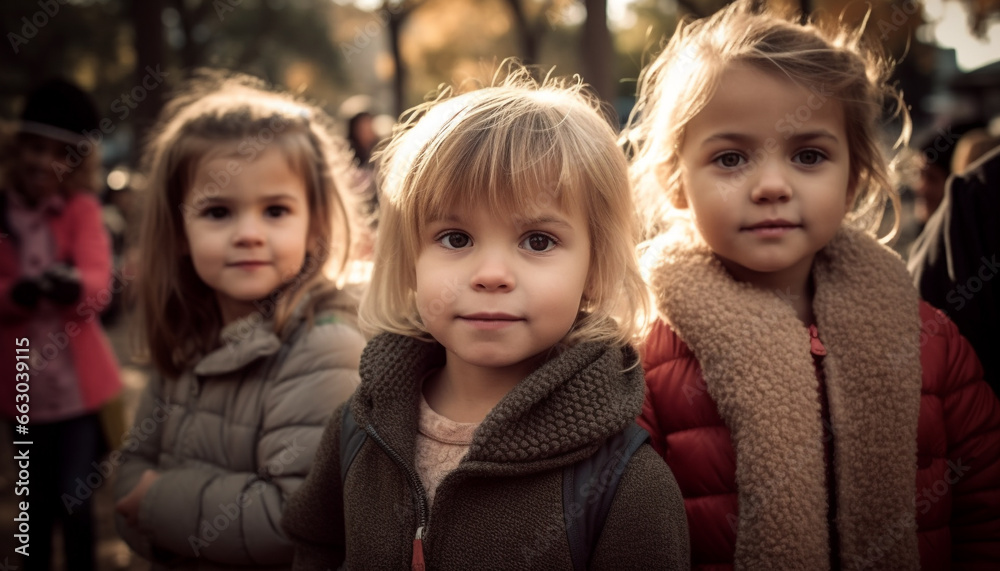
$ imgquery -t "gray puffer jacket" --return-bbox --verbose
[115,306,365,570]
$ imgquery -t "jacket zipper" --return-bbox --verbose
[364,425,429,571]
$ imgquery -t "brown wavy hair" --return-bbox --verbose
[135,71,356,377]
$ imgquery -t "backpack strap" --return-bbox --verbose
[339,394,367,484]
[563,422,650,571]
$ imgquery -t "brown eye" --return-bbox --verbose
[715,152,745,168]
[440,232,471,249]
[265,205,290,217]
[795,149,825,166]
[521,233,556,252]
[205,206,229,219]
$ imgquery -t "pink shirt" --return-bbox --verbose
[8,190,84,422]
[415,393,479,507]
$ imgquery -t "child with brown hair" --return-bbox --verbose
[114,72,366,569]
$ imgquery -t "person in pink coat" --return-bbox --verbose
[0,78,122,571]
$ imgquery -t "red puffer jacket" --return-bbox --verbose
[638,226,1000,570]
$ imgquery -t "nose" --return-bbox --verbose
[471,248,515,292]
[749,159,792,204]
[233,214,265,247]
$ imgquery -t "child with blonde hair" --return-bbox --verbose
[626,2,1000,569]
[282,68,689,570]
[114,72,366,569]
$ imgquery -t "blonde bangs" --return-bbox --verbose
[414,114,585,233]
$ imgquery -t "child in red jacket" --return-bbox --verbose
[1,79,122,571]
[625,1,1000,569]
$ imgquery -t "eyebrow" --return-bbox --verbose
[513,214,574,230]
[701,133,755,146]
[427,214,465,225]
[427,213,574,229]
[192,193,300,205]
[701,129,840,147]
[784,130,840,144]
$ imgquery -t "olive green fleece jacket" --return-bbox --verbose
[282,332,690,570]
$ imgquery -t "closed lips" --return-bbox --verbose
[742,219,800,230]
[460,313,522,321]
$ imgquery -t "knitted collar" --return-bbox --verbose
[353,333,644,477]
[646,225,922,570]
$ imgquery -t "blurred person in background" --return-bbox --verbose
[912,129,957,227]
[952,125,1000,174]
[345,110,381,260]
[910,124,1000,398]
[0,78,123,571]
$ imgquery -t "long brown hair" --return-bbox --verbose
[135,71,356,377]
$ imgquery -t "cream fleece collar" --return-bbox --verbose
[646,225,922,570]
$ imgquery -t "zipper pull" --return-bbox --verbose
[411,526,426,571]
[809,324,827,356]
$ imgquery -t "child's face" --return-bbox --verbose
[677,64,853,291]
[415,200,591,380]
[14,133,69,201]
[181,148,310,325]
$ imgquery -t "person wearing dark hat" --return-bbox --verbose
[913,129,958,226]
[909,144,1000,399]
[0,78,122,571]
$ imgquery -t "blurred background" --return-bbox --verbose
[0,0,998,569]
[2,0,999,163]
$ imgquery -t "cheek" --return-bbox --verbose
[413,256,455,320]
[183,223,222,260]
[414,262,439,299]
[181,222,203,250]
[686,194,720,230]
[294,228,310,256]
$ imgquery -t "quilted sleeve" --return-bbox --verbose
[924,303,1000,567]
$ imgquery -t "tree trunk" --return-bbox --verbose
[504,0,542,64]
[581,0,615,107]
[388,12,406,117]
[131,0,166,161]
